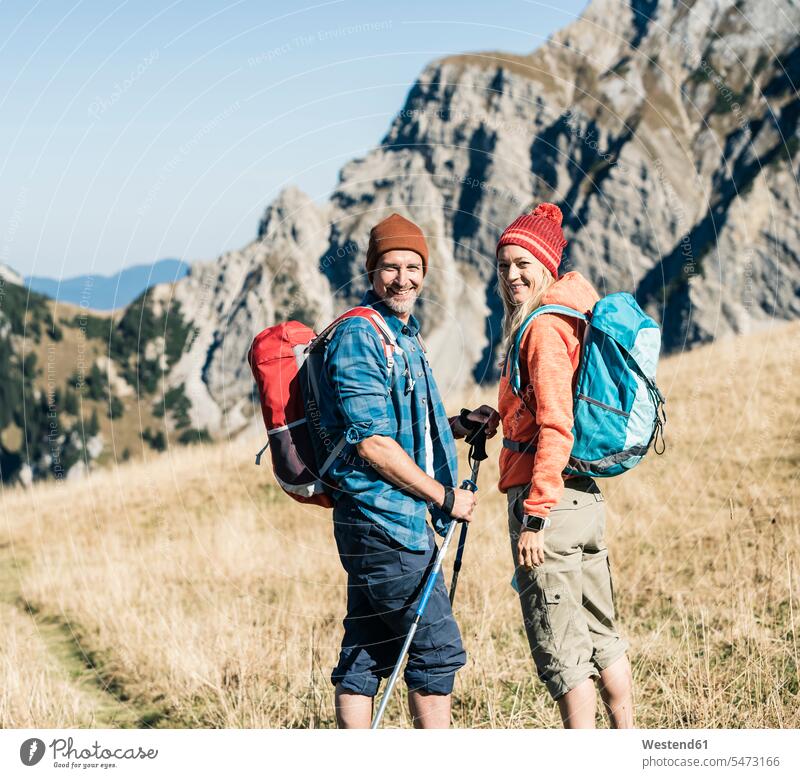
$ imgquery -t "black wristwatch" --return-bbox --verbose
[522,514,551,532]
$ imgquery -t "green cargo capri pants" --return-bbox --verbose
[507,477,629,701]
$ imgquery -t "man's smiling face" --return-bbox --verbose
[372,249,424,318]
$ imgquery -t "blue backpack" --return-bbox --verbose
[506,292,666,478]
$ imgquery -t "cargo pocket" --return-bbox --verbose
[520,580,570,680]
[542,584,572,654]
[365,538,427,614]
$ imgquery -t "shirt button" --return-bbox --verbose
[417,370,423,377]
[410,345,416,351]
[402,326,410,335]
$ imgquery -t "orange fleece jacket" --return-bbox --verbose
[497,271,600,518]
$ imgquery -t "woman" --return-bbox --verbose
[495,203,634,728]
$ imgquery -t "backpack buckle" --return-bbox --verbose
[404,369,415,394]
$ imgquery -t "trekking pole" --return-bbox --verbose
[370,508,461,729]
[371,415,489,729]
[449,414,488,605]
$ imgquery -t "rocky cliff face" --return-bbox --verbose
[149,0,800,436]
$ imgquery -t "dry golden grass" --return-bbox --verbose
[0,600,97,728]
[21,297,163,464]
[1,320,799,728]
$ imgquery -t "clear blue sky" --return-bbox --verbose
[1,0,588,278]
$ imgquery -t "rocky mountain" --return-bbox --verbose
[156,0,798,438]
[4,0,799,477]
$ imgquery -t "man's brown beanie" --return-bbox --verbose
[365,213,429,280]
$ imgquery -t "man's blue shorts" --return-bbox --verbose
[330,499,467,697]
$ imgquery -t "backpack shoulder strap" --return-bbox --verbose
[529,304,588,322]
[507,304,590,394]
[309,306,397,369]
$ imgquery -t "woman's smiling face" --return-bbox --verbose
[497,244,546,305]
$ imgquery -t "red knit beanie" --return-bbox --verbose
[365,213,429,279]
[495,203,567,278]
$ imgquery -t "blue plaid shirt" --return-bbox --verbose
[318,290,458,551]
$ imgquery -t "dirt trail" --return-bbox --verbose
[0,551,165,728]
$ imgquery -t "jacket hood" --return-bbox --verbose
[540,271,599,314]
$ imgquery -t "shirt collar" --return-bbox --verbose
[361,289,421,337]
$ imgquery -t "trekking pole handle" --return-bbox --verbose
[459,408,489,463]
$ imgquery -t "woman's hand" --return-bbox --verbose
[450,405,501,439]
[469,404,500,439]
[517,528,545,570]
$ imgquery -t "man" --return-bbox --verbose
[316,213,498,728]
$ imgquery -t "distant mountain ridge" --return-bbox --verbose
[25,259,189,311]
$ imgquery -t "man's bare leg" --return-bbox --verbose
[408,690,451,728]
[598,654,634,728]
[334,685,372,728]
[556,678,597,728]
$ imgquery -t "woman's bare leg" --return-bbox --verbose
[597,654,634,728]
[556,678,597,728]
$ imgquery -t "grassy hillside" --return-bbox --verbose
[0,280,201,485]
[1,321,798,728]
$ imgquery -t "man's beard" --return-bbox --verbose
[381,288,418,315]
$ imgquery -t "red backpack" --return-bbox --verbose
[247,307,396,507]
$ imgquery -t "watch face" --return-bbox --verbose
[524,515,545,530]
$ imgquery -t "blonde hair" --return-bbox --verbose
[497,258,556,369]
